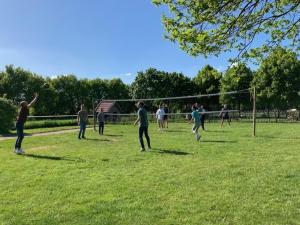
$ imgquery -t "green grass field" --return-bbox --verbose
[0,123,299,225]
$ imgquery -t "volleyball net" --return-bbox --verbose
[24,88,253,128]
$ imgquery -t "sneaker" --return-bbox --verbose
[140,148,145,152]
[196,133,201,141]
[192,130,196,134]
[15,148,25,154]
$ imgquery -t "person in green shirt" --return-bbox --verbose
[190,105,202,141]
[134,101,151,152]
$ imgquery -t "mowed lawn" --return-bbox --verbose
[0,123,299,225]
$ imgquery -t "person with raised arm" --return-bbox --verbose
[14,93,38,154]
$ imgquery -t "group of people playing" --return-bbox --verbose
[13,93,231,154]
[77,104,105,139]
[155,104,169,130]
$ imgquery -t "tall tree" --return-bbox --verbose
[253,47,300,113]
[130,68,196,112]
[220,63,253,110]
[153,0,300,60]
[193,65,222,109]
[51,75,79,114]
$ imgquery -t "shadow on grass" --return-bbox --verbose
[84,138,111,142]
[201,140,237,143]
[1,133,32,137]
[22,154,83,162]
[152,148,191,155]
[104,134,123,137]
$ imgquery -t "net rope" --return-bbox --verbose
[101,89,250,102]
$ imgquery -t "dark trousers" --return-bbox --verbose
[99,122,104,134]
[78,122,86,138]
[139,126,151,149]
[15,122,24,149]
[201,118,205,130]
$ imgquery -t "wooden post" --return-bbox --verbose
[92,98,96,131]
[253,86,256,137]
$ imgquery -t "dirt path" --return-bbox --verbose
[0,128,92,141]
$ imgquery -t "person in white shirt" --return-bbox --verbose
[156,104,165,130]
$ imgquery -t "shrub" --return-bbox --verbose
[0,98,17,133]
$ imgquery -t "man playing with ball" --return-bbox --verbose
[14,93,38,154]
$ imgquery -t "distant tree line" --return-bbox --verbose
[0,47,299,115]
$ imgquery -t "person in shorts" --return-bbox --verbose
[134,101,151,152]
[14,93,38,154]
[156,104,165,131]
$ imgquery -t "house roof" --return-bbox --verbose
[96,101,121,113]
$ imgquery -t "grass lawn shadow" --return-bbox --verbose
[201,140,238,143]
[152,148,191,155]
[22,154,81,162]
[84,138,111,142]
[104,134,123,137]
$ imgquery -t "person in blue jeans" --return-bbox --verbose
[134,101,151,152]
[77,104,88,139]
[14,93,38,154]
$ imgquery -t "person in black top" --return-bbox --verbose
[14,93,38,154]
[219,104,231,127]
[199,105,206,130]
[163,103,169,128]
[97,108,105,135]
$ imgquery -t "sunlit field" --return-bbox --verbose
[0,122,299,225]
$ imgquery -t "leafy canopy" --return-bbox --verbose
[153,0,300,60]
[253,47,300,109]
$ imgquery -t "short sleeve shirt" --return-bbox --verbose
[191,111,201,124]
[138,107,148,127]
[78,110,88,123]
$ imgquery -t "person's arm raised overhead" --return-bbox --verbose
[27,93,38,108]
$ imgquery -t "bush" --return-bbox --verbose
[24,119,77,129]
[0,98,17,133]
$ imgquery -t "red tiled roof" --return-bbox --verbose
[96,101,120,113]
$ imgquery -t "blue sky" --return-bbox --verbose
[0,0,240,83]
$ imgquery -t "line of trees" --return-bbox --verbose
[0,47,299,115]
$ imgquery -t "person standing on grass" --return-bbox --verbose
[199,105,206,131]
[134,101,151,152]
[219,104,231,127]
[156,104,165,131]
[14,93,38,154]
[190,105,202,141]
[97,108,105,135]
[77,104,88,139]
[163,103,169,128]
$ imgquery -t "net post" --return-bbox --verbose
[253,87,256,137]
[92,97,96,131]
